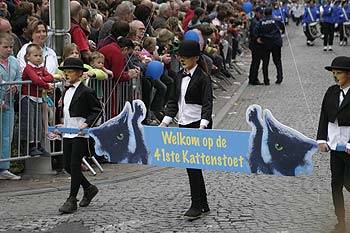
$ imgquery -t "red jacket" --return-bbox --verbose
[21,64,54,97]
[99,42,130,82]
[182,9,194,32]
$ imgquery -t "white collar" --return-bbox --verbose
[341,85,350,95]
[184,65,198,77]
[28,61,44,68]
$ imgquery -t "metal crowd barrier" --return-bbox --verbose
[0,76,142,174]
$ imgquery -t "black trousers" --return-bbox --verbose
[262,46,283,83]
[63,138,91,198]
[339,23,348,42]
[323,22,335,46]
[330,150,350,220]
[179,120,212,207]
[248,46,265,83]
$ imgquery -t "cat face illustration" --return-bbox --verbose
[246,105,318,176]
[90,102,132,162]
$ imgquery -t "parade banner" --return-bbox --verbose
[49,100,318,176]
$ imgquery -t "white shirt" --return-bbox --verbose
[63,81,88,138]
[162,65,209,128]
[317,85,350,150]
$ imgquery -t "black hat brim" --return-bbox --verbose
[325,66,350,71]
[177,51,203,57]
[58,65,89,72]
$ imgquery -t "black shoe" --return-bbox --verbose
[201,203,210,213]
[37,147,51,157]
[248,81,263,85]
[29,147,43,156]
[79,185,98,207]
[264,80,270,85]
[275,79,283,84]
[331,220,346,233]
[184,206,202,219]
[59,196,77,213]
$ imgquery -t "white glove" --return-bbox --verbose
[335,23,338,28]
[302,23,306,27]
[330,3,334,8]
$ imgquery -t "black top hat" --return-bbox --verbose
[58,58,88,72]
[178,40,201,57]
[325,56,350,71]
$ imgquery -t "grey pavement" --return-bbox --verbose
[0,24,349,233]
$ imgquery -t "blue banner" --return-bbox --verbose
[49,100,318,176]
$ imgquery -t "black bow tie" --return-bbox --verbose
[182,72,192,78]
[64,84,75,90]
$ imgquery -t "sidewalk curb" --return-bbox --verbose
[213,78,249,129]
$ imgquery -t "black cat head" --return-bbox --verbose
[90,102,134,162]
[261,109,318,176]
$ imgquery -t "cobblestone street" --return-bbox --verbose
[1,24,350,233]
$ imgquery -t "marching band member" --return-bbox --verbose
[322,0,339,51]
[302,0,320,46]
[338,0,350,46]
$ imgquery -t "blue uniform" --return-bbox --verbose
[302,6,320,24]
[323,3,339,24]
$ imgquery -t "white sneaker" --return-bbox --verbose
[323,46,328,51]
[328,46,333,51]
[0,170,21,180]
[340,41,344,46]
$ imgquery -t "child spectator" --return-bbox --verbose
[89,51,113,100]
[20,43,54,156]
[0,32,21,180]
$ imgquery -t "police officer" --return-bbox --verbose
[254,6,283,85]
[248,6,264,85]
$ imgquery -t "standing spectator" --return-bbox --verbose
[0,17,22,55]
[99,37,140,117]
[17,19,58,74]
[69,1,91,63]
[317,56,350,233]
[160,40,213,219]
[182,0,200,31]
[152,2,172,30]
[0,32,21,180]
[98,1,135,42]
[20,44,54,156]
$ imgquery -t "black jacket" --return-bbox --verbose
[317,85,350,142]
[254,15,283,48]
[165,66,213,122]
[62,82,102,127]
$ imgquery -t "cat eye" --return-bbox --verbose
[116,133,124,140]
[275,143,283,151]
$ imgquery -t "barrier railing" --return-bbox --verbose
[0,77,142,172]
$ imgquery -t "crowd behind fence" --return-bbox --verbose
[0,77,141,164]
